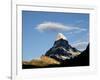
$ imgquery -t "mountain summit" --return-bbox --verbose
[56,33,67,41]
[45,33,80,62]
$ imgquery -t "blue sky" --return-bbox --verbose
[22,11,89,61]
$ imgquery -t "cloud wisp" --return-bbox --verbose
[72,41,88,51]
[35,22,86,32]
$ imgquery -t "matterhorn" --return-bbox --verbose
[22,33,89,69]
[45,33,81,62]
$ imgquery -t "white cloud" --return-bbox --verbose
[66,30,85,35]
[72,41,88,51]
[35,22,86,32]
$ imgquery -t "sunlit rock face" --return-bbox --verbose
[40,55,60,64]
[22,55,60,67]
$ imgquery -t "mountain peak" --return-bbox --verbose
[56,33,67,41]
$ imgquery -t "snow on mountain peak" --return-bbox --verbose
[56,33,67,41]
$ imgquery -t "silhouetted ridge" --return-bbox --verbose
[61,44,89,66]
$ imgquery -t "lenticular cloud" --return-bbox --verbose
[36,22,86,32]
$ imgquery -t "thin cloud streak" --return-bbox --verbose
[35,22,87,33]
[72,41,88,51]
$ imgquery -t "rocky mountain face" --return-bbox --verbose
[45,33,81,62]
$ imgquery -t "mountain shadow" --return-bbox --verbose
[59,44,89,66]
